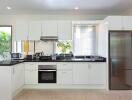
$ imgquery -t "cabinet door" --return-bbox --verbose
[88,63,106,84]
[11,66,15,94]
[57,71,72,84]
[14,21,28,40]
[58,20,72,40]
[29,21,42,40]
[106,16,122,30]
[73,63,89,84]
[25,62,38,84]
[0,66,12,100]
[25,70,38,84]
[42,21,58,36]
[123,16,132,30]
[14,63,25,91]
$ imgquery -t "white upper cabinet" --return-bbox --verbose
[29,21,42,40]
[123,16,132,30]
[105,16,132,30]
[73,63,89,84]
[14,20,73,40]
[58,20,72,40]
[14,21,29,41]
[42,21,58,36]
[105,16,122,30]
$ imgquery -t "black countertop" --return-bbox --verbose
[0,57,106,66]
[0,60,24,66]
[24,57,106,62]
[24,56,106,62]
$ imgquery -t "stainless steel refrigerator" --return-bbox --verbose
[109,31,132,90]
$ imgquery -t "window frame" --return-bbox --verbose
[72,23,97,56]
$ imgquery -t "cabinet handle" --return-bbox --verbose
[63,64,66,66]
[29,64,34,65]
[88,65,91,69]
[62,71,67,74]
[13,67,15,74]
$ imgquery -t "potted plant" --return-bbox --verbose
[57,41,72,54]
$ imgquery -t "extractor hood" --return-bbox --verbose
[40,36,58,41]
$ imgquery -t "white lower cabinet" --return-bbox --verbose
[88,63,106,84]
[73,63,106,85]
[12,64,25,92]
[25,70,38,84]
[57,63,73,84]
[0,66,12,100]
[11,63,25,97]
[14,63,25,91]
[25,63,38,84]
[57,62,106,85]
[73,63,89,84]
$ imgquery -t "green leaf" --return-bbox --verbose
[57,41,72,54]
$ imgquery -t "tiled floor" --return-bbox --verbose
[14,89,132,100]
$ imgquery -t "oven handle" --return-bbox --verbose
[38,70,56,72]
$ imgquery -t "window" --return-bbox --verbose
[73,24,96,56]
[56,40,72,54]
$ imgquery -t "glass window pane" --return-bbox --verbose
[73,25,96,56]
[13,41,17,52]
[17,41,22,53]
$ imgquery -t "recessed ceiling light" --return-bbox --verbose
[6,6,11,10]
[74,6,79,10]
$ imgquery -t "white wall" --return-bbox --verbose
[98,21,108,58]
[98,20,109,90]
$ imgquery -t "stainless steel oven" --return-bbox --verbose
[38,65,57,83]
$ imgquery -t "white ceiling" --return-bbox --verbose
[0,0,132,15]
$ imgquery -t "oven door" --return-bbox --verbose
[38,70,56,83]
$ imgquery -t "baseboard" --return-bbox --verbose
[24,84,107,90]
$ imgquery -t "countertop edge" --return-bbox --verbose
[0,59,106,66]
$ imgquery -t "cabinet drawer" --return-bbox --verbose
[25,63,38,70]
[57,63,73,70]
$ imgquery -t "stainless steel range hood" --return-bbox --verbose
[40,36,58,41]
